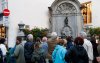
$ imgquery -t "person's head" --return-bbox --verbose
[57,39,65,46]
[79,31,87,39]
[0,38,5,44]
[16,37,22,45]
[66,36,72,42]
[34,42,41,49]
[74,37,84,45]
[27,34,33,42]
[36,37,41,42]
[50,32,57,39]
[90,37,96,43]
[42,37,47,42]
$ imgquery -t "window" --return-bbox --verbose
[0,26,6,38]
[81,1,92,24]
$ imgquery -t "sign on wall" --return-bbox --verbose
[3,9,10,16]
[3,16,9,27]
[0,0,8,25]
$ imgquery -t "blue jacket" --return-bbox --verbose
[52,45,67,63]
[41,42,48,56]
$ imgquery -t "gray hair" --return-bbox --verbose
[42,37,47,42]
[79,31,87,38]
[50,32,57,39]
[27,34,33,42]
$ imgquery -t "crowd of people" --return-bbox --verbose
[0,31,100,63]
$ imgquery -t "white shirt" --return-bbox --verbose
[83,39,93,61]
[0,44,7,56]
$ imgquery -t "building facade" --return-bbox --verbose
[0,0,100,47]
[0,0,7,38]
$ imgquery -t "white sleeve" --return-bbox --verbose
[87,42,93,61]
[83,39,93,61]
[0,45,7,56]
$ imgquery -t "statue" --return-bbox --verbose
[61,17,72,37]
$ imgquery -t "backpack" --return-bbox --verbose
[24,42,34,61]
[0,48,3,62]
[31,42,46,63]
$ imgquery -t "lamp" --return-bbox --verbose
[17,21,25,37]
[18,21,25,31]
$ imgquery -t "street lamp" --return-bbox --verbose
[18,21,25,31]
[17,21,25,39]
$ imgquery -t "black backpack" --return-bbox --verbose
[24,42,34,62]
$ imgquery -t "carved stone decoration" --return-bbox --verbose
[56,3,77,14]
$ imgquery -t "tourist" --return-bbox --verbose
[31,41,46,63]
[0,38,7,63]
[24,34,34,63]
[65,37,89,63]
[52,39,67,63]
[97,35,100,63]
[0,46,3,63]
[79,31,93,63]
[66,36,73,50]
[13,37,25,63]
[47,32,58,63]
[41,37,48,56]
[6,45,16,63]
[90,37,99,63]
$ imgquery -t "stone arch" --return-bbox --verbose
[51,0,81,13]
[49,0,83,38]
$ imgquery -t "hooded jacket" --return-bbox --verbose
[52,45,67,63]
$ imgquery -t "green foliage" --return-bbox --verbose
[89,27,100,36]
[31,28,41,39]
[23,28,48,39]
[23,29,31,36]
[41,28,48,37]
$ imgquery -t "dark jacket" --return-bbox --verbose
[31,47,45,63]
[24,41,34,63]
[0,48,3,63]
[90,37,99,63]
[65,45,89,63]
[66,41,73,50]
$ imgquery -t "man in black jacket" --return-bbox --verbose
[24,34,34,63]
